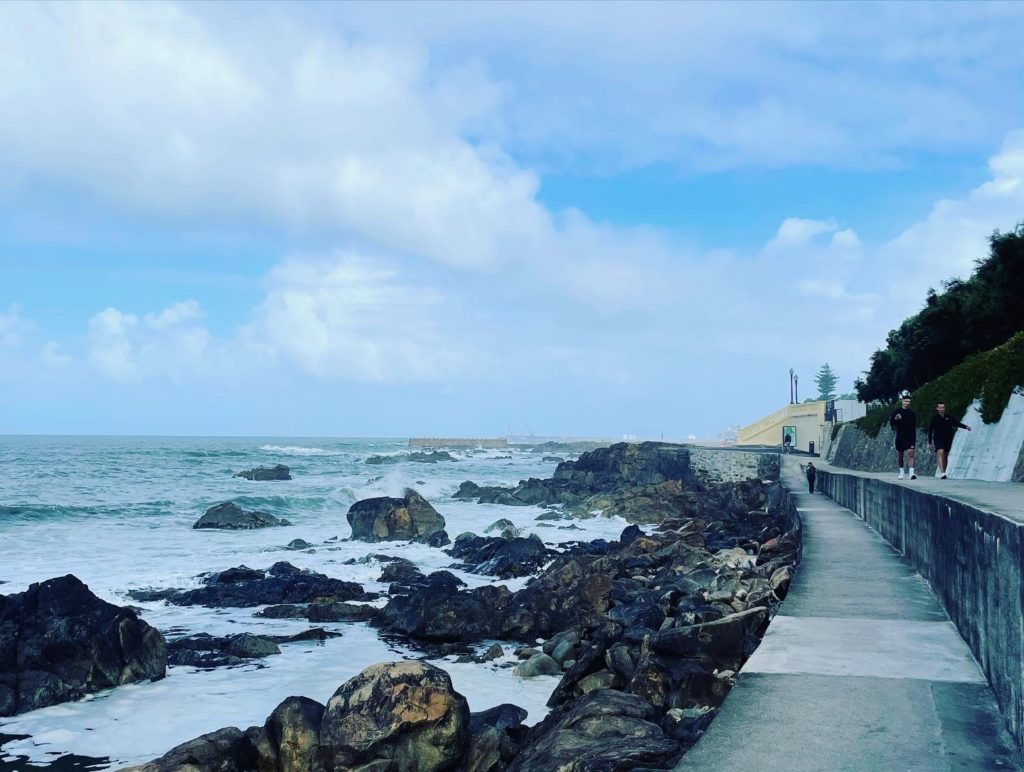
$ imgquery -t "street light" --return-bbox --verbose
[789,368,794,404]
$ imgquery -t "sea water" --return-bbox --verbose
[0,436,628,768]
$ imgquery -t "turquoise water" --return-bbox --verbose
[0,436,628,767]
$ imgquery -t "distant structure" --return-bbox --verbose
[409,438,508,449]
[737,398,867,453]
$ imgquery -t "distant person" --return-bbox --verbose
[928,401,971,479]
[889,391,917,480]
[783,433,792,453]
[805,461,816,493]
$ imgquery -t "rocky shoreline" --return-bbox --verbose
[1,442,799,771]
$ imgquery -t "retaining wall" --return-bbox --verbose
[817,469,1024,746]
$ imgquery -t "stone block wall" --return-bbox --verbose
[687,448,780,486]
[817,469,1024,746]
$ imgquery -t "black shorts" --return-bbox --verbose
[895,440,915,452]
[934,444,951,453]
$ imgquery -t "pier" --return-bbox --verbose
[408,437,508,449]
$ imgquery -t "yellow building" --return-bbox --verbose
[737,401,826,453]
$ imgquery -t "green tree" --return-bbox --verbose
[814,363,838,401]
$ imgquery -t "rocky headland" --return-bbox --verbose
[122,442,799,770]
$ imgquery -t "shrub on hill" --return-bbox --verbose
[855,225,1024,402]
[854,331,1024,438]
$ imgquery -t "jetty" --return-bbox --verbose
[408,437,508,449]
[677,457,1024,769]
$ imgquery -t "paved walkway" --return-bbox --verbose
[675,458,1022,771]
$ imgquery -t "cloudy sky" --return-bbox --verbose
[3,1,1024,438]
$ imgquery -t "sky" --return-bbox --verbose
[3,1,1024,439]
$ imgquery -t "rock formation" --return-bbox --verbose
[193,501,292,530]
[0,575,166,717]
[347,489,448,544]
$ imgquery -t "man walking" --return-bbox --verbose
[928,401,971,479]
[805,461,816,493]
[890,391,917,480]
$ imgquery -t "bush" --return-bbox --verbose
[854,331,1024,438]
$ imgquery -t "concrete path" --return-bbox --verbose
[675,458,1022,771]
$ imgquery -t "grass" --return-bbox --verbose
[854,331,1024,438]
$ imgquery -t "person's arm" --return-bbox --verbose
[957,418,971,431]
[927,416,936,446]
[890,411,899,429]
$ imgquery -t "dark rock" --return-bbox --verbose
[309,602,381,623]
[379,561,424,586]
[285,539,314,551]
[485,518,521,539]
[255,604,308,619]
[470,704,528,735]
[515,653,561,678]
[251,696,324,772]
[542,456,565,463]
[139,727,258,772]
[211,566,266,584]
[447,533,552,579]
[320,661,470,771]
[347,489,446,543]
[235,464,291,481]
[0,575,166,717]
[193,502,292,530]
[507,689,679,772]
[501,556,615,640]
[366,451,457,464]
[131,562,371,609]
[382,574,510,642]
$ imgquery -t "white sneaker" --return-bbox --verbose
[909,468,916,480]
[898,470,905,480]
[941,474,947,480]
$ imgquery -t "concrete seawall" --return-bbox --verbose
[817,467,1024,745]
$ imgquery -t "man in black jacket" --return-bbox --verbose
[890,392,917,480]
[928,401,971,479]
[805,461,816,493]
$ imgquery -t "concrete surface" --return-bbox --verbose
[676,458,1022,771]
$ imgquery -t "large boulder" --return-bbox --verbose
[139,727,257,772]
[194,502,292,530]
[381,573,510,643]
[0,575,167,717]
[507,689,678,772]
[347,489,446,543]
[235,464,292,481]
[248,696,325,772]
[319,661,470,771]
[447,533,552,579]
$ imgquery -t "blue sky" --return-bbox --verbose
[3,1,1024,438]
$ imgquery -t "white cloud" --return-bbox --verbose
[831,228,861,248]
[244,254,467,382]
[0,305,36,348]
[765,218,839,251]
[40,341,72,368]
[88,308,140,379]
[87,301,213,381]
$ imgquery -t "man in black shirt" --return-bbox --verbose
[889,392,917,480]
[805,461,816,493]
[928,401,971,479]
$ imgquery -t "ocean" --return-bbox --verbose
[0,436,629,768]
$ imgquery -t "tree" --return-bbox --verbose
[814,363,838,401]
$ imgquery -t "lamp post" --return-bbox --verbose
[794,374,799,403]
[789,368,794,404]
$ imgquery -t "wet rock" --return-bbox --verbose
[284,538,314,551]
[320,661,470,771]
[447,533,552,579]
[308,602,381,624]
[507,689,679,772]
[249,696,324,772]
[501,556,615,640]
[130,562,371,609]
[366,451,457,464]
[347,489,447,544]
[193,502,292,530]
[515,653,561,678]
[0,575,166,717]
[138,727,257,772]
[381,573,510,643]
[235,464,291,481]
[485,518,521,539]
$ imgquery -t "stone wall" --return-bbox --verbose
[816,468,1024,746]
[687,447,780,486]
[828,423,938,476]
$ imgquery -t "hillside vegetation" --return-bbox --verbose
[855,226,1024,402]
[855,330,1024,438]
